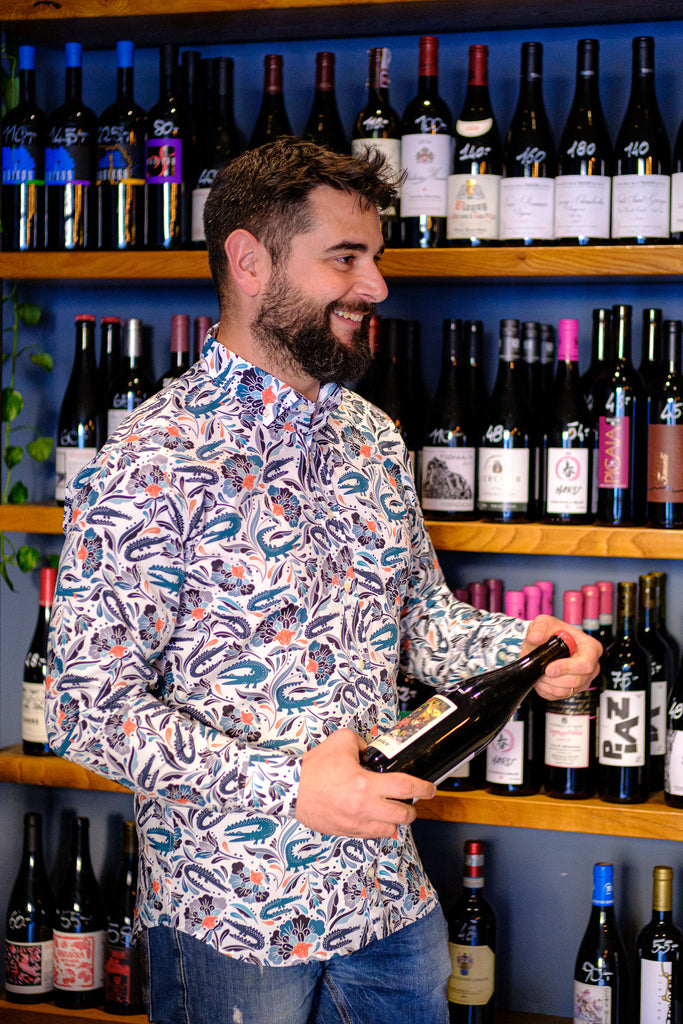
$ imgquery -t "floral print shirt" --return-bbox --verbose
[46,330,526,966]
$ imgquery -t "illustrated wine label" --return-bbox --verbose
[400,133,452,217]
[446,172,500,239]
[105,945,141,1005]
[478,447,529,511]
[611,173,670,238]
[554,174,610,238]
[650,676,667,757]
[45,133,93,186]
[665,724,683,795]
[545,710,590,768]
[22,680,49,743]
[54,930,105,991]
[598,689,647,767]
[639,958,673,1023]
[4,938,54,994]
[2,136,43,185]
[55,446,98,503]
[421,446,475,512]
[486,719,524,785]
[598,416,630,489]
[546,447,590,514]
[145,137,183,184]
[574,980,611,1024]
[672,171,683,234]
[370,694,457,757]
[647,424,683,503]
[447,942,495,1005]
[97,127,145,185]
[499,177,555,239]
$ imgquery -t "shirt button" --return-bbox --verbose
[344,579,351,593]
[367,866,375,878]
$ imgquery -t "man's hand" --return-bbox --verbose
[294,728,436,839]
[522,614,602,701]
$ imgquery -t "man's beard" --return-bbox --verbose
[251,268,374,387]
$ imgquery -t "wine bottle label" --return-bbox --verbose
[639,958,673,1022]
[192,186,210,242]
[145,137,183,184]
[545,447,590,514]
[544,710,590,768]
[421,446,475,512]
[55,446,98,503]
[672,171,683,233]
[650,678,667,757]
[2,140,43,185]
[352,138,400,215]
[400,133,452,217]
[611,173,670,238]
[486,720,524,785]
[447,942,495,1005]
[647,424,683,503]
[443,754,471,779]
[54,929,105,991]
[574,979,611,1023]
[499,177,555,240]
[598,689,647,767]
[478,447,530,511]
[370,693,457,758]
[22,680,49,743]
[45,136,93,186]
[665,728,683,794]
[554,174,610,239]
[598,417,630,489]
[4,938,54,994]
[96,131,145,185]
[105,944,142,1006]
[455,118,493,137]
[446,173,500,240]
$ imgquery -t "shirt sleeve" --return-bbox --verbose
[46,453,301,818]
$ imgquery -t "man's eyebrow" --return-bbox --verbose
[323,241,386,257]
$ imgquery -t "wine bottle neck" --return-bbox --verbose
[314,52,336,92]
[19,68,36,105]
[417,75,440,96]
[117,66,134,100]
[23,815,44,856]
[65,66,83,104]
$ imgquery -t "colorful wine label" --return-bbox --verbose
[546,447,590,514]
[447,942,495,1005]
[598,416,630,488]
[446,172,500,239]
[370,694,457,757]
[4,938,54,994]
[647,424,683,503]
[574,980,611,1024]
[54,930,105,992]
[421,446,475,512]
[145,137,183,184]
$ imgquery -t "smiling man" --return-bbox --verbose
[47,137,600,1024]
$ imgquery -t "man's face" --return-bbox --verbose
[251,186,388,387]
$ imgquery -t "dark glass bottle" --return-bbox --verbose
[361,632,574,785]
[145,43,190,249]
[45,42,97,251]
[647,319,683,528]
[478,319,533,523]
[5,812,55,1003]
[99,315,122,400]
[375,318,420,479]
[639,307,663,388]
[249,55,292,148]
[665,659,683,808]
[351,46,402,247]
[554,39,612,245]
[156,313,191,390]
[447,43,502,247]
[638,572,674,793]
[597,580,651,804]
[400,35,453,248]
[582,307,612,414]
[521,321,543,518]
[447,840,496,1023]
[499,42,556,245]
[97,40,146,250]
[421,318,477,521]
[22,566,58,756]
[303,51,348,154]
[573,862,629,1024]
[191,56,241,247]
[635,866,683,1023]
[595,579,615,650]
[55,314,103,504]
[672,115,683,241]
[463,319,488,442]
[594,304,648,526]
[107,317,154,436]
[53,816,106,1010]
[355,313,381,404]
[611,36,671,244]
[544,318,594,524]
[104,821,142,1015]
[0,44,46,251]
[651,571,680,676]
[540,323,556,397]
[520,320,541,411]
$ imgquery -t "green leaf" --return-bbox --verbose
[48,553,60,570]
[26,436,53,462]
[0,561,15,591]
[8,480,28,504]
[3,74,19,113]
[16,545,39,573]
[4,444,23,469]
[29,351,53,372]
[17,301,41,327]
[1,352,9,365]
[1,387,23,422]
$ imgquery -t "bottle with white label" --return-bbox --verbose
[22,567,58,756]
[55,314,103,504]
[638,573,674,793]
[597,580,650,804]
[665,657,683,807]
[447,840,496,1022]
[672,115,683,241]
[635,866,683,1024]
[573,862,630,1024]
[107,318,154,436]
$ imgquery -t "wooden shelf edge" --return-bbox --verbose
[0,504,64,535]
[0,746,131,794]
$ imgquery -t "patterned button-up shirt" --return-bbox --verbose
[47,330,526,965]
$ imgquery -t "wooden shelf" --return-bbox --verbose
[0,746,131,794]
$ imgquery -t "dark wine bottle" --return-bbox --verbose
[650,571,680,676]
[0,44,46,251]
[107,317,154,436]
[499,42,556,245]
[447,43,502,247]
[374,318,420,479]
[463,319,488,442]
[354,313,381,403]
[544,318,594,524]
[22,566,58,756]
[639,307,663,388]
[478,319,533,523]
[191,56,241,247]
[249,54,292,148]
[521,321,543,518]
[540,323,556,396]
[573,862,629,1024]
[447,840,496,1023]
[594,304,648,526]
[303,51,348,154]
[361,632,574,785]
[672,114,683,241]
[400,35,453,248]
[45,42,97,251]
[597,580,650,804]
[194,314,212,363]
[647,319,683,528]
[104,820,142,1015]
[611,36,671,244]
[665,658,683,808]
[55,313,103,504]
[156,313,191,390]
[97,40,146,250]
[420,318,477,521]
[635,865,683,1023]
[582,307,612,414]
[145,43,190,249]
[351,46,403,247]
[638,572,674,793]
[54,816,105,1010]
[5,811,55,1003]
[99,315,122,399]
[554,39,612,245]
[520,321,541,411]
[595,579,615,650]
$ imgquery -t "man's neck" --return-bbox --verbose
[215,320,321,402]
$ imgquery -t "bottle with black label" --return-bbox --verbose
[447,840,496,1023]
[145,43,190,249]
[573,862,630,1024]
[22,566,58,756]
[463,320,488,443]
[582,308,612,414]
[0,44,46,251]
[99,315,122,400]
[375,318,420,479]
[5,812,55,1003]
[55,314,103,504]
[249,55,292,148]
[191,57,241,246]
[104,821,143,1015]
[107,318,154,436]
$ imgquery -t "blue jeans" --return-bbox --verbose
[143,907,450,1024]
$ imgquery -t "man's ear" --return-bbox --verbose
[224,228,271,298]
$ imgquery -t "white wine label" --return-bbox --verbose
[443,755,471,779]
[478,447,529,511]
[55,446,98,503]
[545,711,590,768]
[598,689,647,767]
[499,176,555,239]
[650,679,667,757]
[371,694,457,758]
[611,173,670,239]
[574,980,611,1023]
[640,958,673,1023]
[54,930,105,991]
[672,171,683,233]
[665,729,683,795]
[448,942,494,1005]
[352,138,401,216]
[554,174,610,238]
[191,186,210,242]
[400,133,452,217]
[22,680,48,744]
[455,117,493,137]
[446,173,500,239]
[4,938,54,994]
[486,719,524,785]
[421,446,475,512]
[545,448,590,514]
